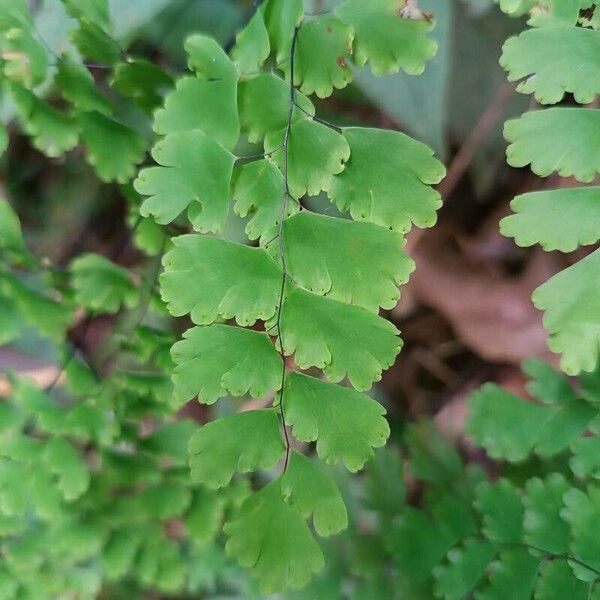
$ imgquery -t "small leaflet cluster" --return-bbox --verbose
[316,361,600,599]
[134,0,444,592]
[497,0,600,375]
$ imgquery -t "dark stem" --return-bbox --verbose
[274,25,301,472]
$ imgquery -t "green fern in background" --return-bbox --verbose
[498,0,600,375]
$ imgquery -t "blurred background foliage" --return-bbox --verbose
[1,0,578,598]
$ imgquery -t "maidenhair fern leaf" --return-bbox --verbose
[535,561,591,600]
[44,437,90,502]
[70,253,138,314]
[102,530,142,580]
[433,538,496,600]
[475,479,523,544]
[561,486,600,575]
[1,28,47,86]
[527,0,588,28]
[224,479,324,593]
[335,0,437,76]
[286,16,353,99]
[468,383,596,460]
[522,358,577,404]
[388,507,458,584]
[62,0,110,29]
[281,452,348,537]
[265,117,350,198]
[284,372,389,471]
[467,384,546,461]
[570,436,600,479]
[10,84,80,157]
[69,20,121,65]
[532,250,600,374]
[137,482,191,520]
[160,235,281,325]
[278,287,401,390]
[523,474,570,554]
[327,127,445,232]
[282,211,414,311]
[231,8,270,76]
[0,273,72,340]
[475,548,539,600]
[501,187,600,252]
[501,27,600,104]
[171,325,281,405]
[188,409,284,488]
[55,64,112,114]
[153,77,237,151]
[505,109,600,182]
[79,111,146,183]
[0,198,27,259]
[238,73,314,143]
[135,131,234,231]
[232,158,293,242]
[110,59,173,113]
[263,0,304,64]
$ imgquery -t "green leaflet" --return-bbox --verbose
[0,198,28,260]
[335,0,437,76]
[467,383,597,460]
[44,437,90,502]
[277,287,402,390]
[285,15,354,99]
[111,59,174,113]
[263,0,304,64]
[265,117,350,198]
[500,187,600,252]
[535,561,592,600]
[405,420,463,483]
[69,19,121,65]
[523,474,570,554]
[388,506,460,584]
[70,253,138,314]
[562,486,600,576]
[136,482,191,520]
[505,108,600,182]
[189,409,284,488]
[475,479,523,544]
[284,372,389,471]
[0,273,72,340]
[230,7,270,76]
[281,211,414,311]
[79,111,147,183]
[61,0,110,29]
[476,548,540,600]
[532,250,600,375]
[160,235,282,325]
[238,73,314,143]
[171,325,281,405]
[281,452,348,537]
[433,538,496,600]
[10,84,80,158]
[224,478,324,593]
[501,27,600,104]
[55,63,112,114]
[1,27,47,86]
[102,529,142,580]
[232,158,293,241]
[523,358,577,405]
[327,127,445,232]
[135,131,235,231]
